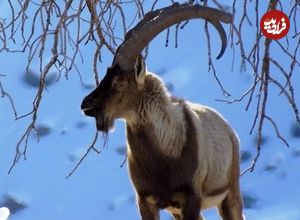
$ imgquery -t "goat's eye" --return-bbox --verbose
[112,81,124,92]
[112,75,126,91]
[119,82,124,88]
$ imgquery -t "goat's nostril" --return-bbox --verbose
[81,97,94,110]
[81,96,98,117]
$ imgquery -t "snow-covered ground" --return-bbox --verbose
[0,207,10,220]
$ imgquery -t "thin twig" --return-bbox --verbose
[66,132,101,178]
[204,20,230,97]
[0,80,18,119]
[120,155,128,168]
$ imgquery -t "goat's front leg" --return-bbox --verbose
[181,194,201,220]
[138,196,159,220]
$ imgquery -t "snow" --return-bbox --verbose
[0,208,10,220]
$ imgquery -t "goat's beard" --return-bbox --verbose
[95,113,114,132]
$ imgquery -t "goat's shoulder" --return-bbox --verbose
[187,102,233,132]
[186,101,239,158]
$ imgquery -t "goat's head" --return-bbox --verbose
[81,56,146,132]
[81,3,232,132]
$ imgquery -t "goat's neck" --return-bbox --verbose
[126,75,187,157]
[136,99,187,158]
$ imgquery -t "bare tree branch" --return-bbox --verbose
[0,77,17,119]
[66,132,101,178]
[1,0,299,174]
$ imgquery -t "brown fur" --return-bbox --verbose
[81,58,245,220]
[127,103,198,205]
[217,135,243,219]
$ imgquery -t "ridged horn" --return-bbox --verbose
[112,3,232,71]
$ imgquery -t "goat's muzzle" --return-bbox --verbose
[81,96,97,117]
[81,96,114,132]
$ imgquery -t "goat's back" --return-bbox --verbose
[187,103,240,206]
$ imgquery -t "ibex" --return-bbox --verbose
[81,3,244,220]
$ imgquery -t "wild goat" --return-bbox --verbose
[81,3,244,220]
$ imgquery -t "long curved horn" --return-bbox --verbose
[113,3,232,71]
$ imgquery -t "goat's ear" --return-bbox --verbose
[134,55,146,86]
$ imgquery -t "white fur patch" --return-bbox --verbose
[165,190,229,213]
[201,190,228,210]
[148,102,186,158]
